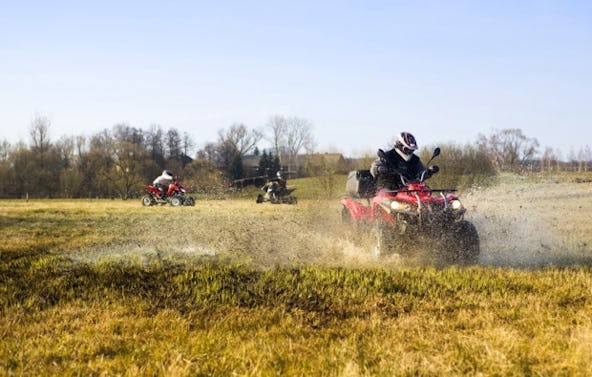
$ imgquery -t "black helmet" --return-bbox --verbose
[394,132,418,161]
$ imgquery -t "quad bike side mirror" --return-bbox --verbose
[377,148,386,159]
[432,147,441,159]
[425,147,441,166]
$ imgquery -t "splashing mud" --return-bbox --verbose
[463,180,592,268]
[69,179,592,269]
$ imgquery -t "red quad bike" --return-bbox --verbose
[340,147,479,264]
[141,181,195,207]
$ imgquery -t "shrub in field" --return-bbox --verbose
[420,143,497,191]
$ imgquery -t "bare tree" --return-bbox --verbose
[285,116,315,156]
[206,123,263,179]
[75,135,88,158]
[84,129,116,197]
[218,123,263,157]
[541,147,557,172]
[146,124,165,168]
[56,136,76,169]
[113,123,144,146]
[266,115,315,170]
[166,128,182,161]
[57,135,84,198]
[110,141,148,199]
[477,128,539,172]
[197,142,218,163]
[583,145,592,171]
[576,145,591,172]
[195,140,236,176]
[266,115,289,162]
[29,115,51,154]
[0,140,11,162]
[182,131,195,157]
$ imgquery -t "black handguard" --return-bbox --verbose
[425,165,439,178]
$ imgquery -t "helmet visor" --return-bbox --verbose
[401,145,415,155]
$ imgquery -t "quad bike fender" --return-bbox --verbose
[372,204,397,225]
[341,198,370,220]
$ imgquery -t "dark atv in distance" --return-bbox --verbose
[256,179,297,205]
[340,147,479,264]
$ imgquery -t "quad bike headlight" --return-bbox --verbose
[450,199,463,210]
[390,201,412,212]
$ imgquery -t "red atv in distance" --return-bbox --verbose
[341,147,479,264]
[141,180,195,207]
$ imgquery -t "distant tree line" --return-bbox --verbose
[0,116,589,199]
[0,115,314,199]
[476,128,591,174]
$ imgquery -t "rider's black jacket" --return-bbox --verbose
[370,149,427,190]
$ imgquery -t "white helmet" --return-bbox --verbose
[162,170,173,180]
[394,132,418,161]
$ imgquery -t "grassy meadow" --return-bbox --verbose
[1,175,592,376]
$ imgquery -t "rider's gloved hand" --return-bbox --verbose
[377,165,390,174]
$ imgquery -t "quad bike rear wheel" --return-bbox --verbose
[184,197,196,206]
[256,194,264,203]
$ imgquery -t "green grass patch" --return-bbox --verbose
[2,255,591,376]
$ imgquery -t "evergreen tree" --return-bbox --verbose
[258,150,269,176]
[228,152,244,180]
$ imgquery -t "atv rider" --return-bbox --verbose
[153,170,174,198]
[264,171,287,201]
[370,132,437,190]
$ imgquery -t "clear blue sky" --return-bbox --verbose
[1,1,591,158]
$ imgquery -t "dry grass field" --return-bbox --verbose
[1,176,591,376]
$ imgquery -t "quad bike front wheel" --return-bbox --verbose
[372,222,393,258]
[141,195,155,206]
[446,220,480,265]
[256,194,264,203]
[341,206,352,224]
[184,197,196,206]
